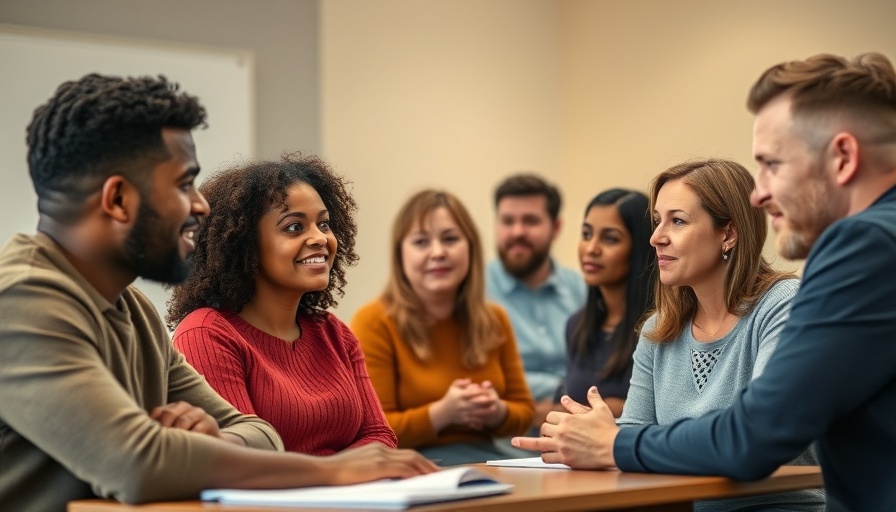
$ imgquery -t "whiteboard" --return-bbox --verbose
[0,25,255,323]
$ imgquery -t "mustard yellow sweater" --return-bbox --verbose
[351,299,534,449]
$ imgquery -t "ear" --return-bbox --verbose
[723,221,738,249]
[550,217,562,241]
[99,175,139,224]
[829,132,860,186]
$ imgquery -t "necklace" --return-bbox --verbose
[692,314,733,339]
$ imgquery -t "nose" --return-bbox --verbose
[192,188,210,218]
[584,237,601,255]
[307,225,328,247]
[649,223,666,248]
[751,169,770,207]
[430,240,447,258]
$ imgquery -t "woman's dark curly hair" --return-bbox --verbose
[166,153,358,329]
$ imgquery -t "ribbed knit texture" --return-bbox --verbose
[173,308,396,454]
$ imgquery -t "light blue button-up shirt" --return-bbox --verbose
[486,259,586,401]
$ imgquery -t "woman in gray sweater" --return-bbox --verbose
[617,158,824,511]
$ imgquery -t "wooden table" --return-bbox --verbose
[68,465,823,512]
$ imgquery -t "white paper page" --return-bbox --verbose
[201,466,513,509]
[486,456,571,469]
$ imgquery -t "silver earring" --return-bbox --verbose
[723,252,729,260]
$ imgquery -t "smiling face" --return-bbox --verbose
[750,95,846,260]
[650,179,730,291]
[579,205,631,290]
[122,128,209,284]
[401,206,470,302]
[254,181,337,297]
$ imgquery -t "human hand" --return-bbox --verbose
[429,379,490,431]
[531,398,558,429]
[149,401,221,438]
[322,443,440,485]
[511,386,618,469]
[468,380,507,429]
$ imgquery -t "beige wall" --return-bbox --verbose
[323,0,896,320]
[555,0,896,278]
[4,0,896,322]
[321,0,564,319]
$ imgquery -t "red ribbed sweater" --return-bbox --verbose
[173,308,397,454]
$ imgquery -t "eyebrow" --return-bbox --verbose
[409,227,459,236]
[176,165,201,181]
[277,209,329,224]
[654,208,689,216]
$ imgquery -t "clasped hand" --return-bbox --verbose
[511,386,619,469]
[433,378,507,431]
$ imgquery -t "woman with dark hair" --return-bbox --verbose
[167,153,398,455]
[351,189,534,466]
[563,189,655,417]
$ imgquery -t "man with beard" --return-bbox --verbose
[513,53,896,511]
[486,174,586,432]
[0,74,435,511]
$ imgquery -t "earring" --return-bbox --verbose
[722,246,730,260]
[723,252,729,260]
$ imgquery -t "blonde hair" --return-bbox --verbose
[645,159,794,343]
[383,189,504,367]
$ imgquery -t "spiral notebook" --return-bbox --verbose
[200,466,513,509]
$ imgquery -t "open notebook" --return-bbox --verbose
[200,466,513,509]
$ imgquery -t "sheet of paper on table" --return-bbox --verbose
[486,456,571,469]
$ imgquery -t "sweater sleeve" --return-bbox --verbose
[167,313,282,450]
[172,310,259,415]
[614,218,896,481]
[748,279,799,380]
[336,319,399,448]
[616,317,659,427]
[0,282,268,504]
[489,305,535,437]
[351,302,439,448]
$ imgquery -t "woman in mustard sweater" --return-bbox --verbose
[351,189,534,466]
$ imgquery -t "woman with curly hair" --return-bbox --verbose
[351,189,534,466]
[167,153,398,454]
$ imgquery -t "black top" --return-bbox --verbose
[562,310,633,404]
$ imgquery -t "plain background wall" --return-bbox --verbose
[0,0,320,159]
[322,0,896,320]
[3,0,896,322]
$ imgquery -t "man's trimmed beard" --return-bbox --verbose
[498,240,551,280]
[122,199,192,285]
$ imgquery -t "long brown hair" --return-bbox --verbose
[382,189,504,368]
[645,159,793,343]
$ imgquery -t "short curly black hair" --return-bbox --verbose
[26,73,206,220]
[166,153,359,328]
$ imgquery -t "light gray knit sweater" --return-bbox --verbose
[618,278,824,511]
